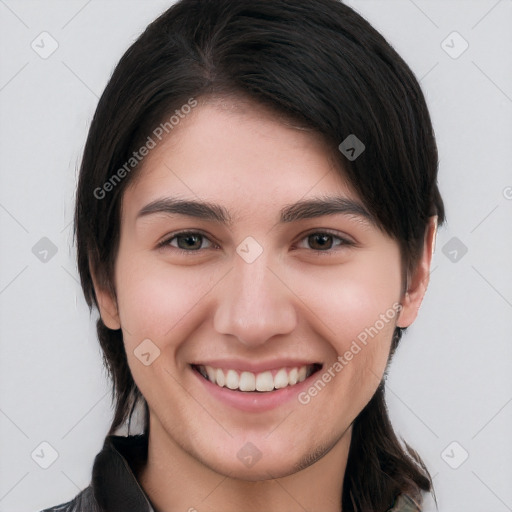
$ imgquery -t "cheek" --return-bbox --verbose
[295,258,401,416]
[301,253,402,350]
[114,252,216,348]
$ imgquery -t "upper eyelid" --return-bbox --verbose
[159,229,354,250]
[158,229,217,249]
[294,230,355,249]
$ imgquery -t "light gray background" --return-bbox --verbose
[0,1,511,511]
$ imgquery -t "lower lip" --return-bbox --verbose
[191,366,320,412]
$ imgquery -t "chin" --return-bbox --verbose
[215,454,308,482]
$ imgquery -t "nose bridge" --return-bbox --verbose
[213,247,297,347]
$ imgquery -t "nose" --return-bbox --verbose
[213,250,297,348]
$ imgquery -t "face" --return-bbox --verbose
[95,98,433,480]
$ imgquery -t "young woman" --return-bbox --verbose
[42,0,445,510]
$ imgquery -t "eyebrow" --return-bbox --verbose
[136,196,374,226]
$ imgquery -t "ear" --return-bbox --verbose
[89,262,121,330]
[396,216,438,328]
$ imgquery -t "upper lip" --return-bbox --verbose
[191,358,321,373]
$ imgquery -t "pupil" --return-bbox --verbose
[178,234,201,250]
[310,234,332,250]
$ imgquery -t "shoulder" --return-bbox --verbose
[38,434,152,512]
[387,492,423,512]
[39,486,100,512]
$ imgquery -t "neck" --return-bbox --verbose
[138,417,351,512]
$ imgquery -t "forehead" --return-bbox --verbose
[122,98,361,223]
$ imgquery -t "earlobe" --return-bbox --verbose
[396,216,438,328]
[89,263,121,330]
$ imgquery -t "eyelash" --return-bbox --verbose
[157,229,354,255]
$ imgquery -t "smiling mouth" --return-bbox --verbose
[192,363,322,392]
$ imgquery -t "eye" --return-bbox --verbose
[158,229,354,255]
[158,231,215,252]
[295,230,354,252]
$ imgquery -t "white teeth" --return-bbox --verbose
[273,368,289,389]
[206,366,216,382]
[215,368,225,387]
[225,369,239,390]
[199,364,317,392]
[239,371,256,391]
[256,371,274,392]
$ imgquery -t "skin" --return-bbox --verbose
[93,97,437,512]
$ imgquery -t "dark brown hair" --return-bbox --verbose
[74,1,445,510]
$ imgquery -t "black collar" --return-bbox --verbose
[91,434,155,512]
